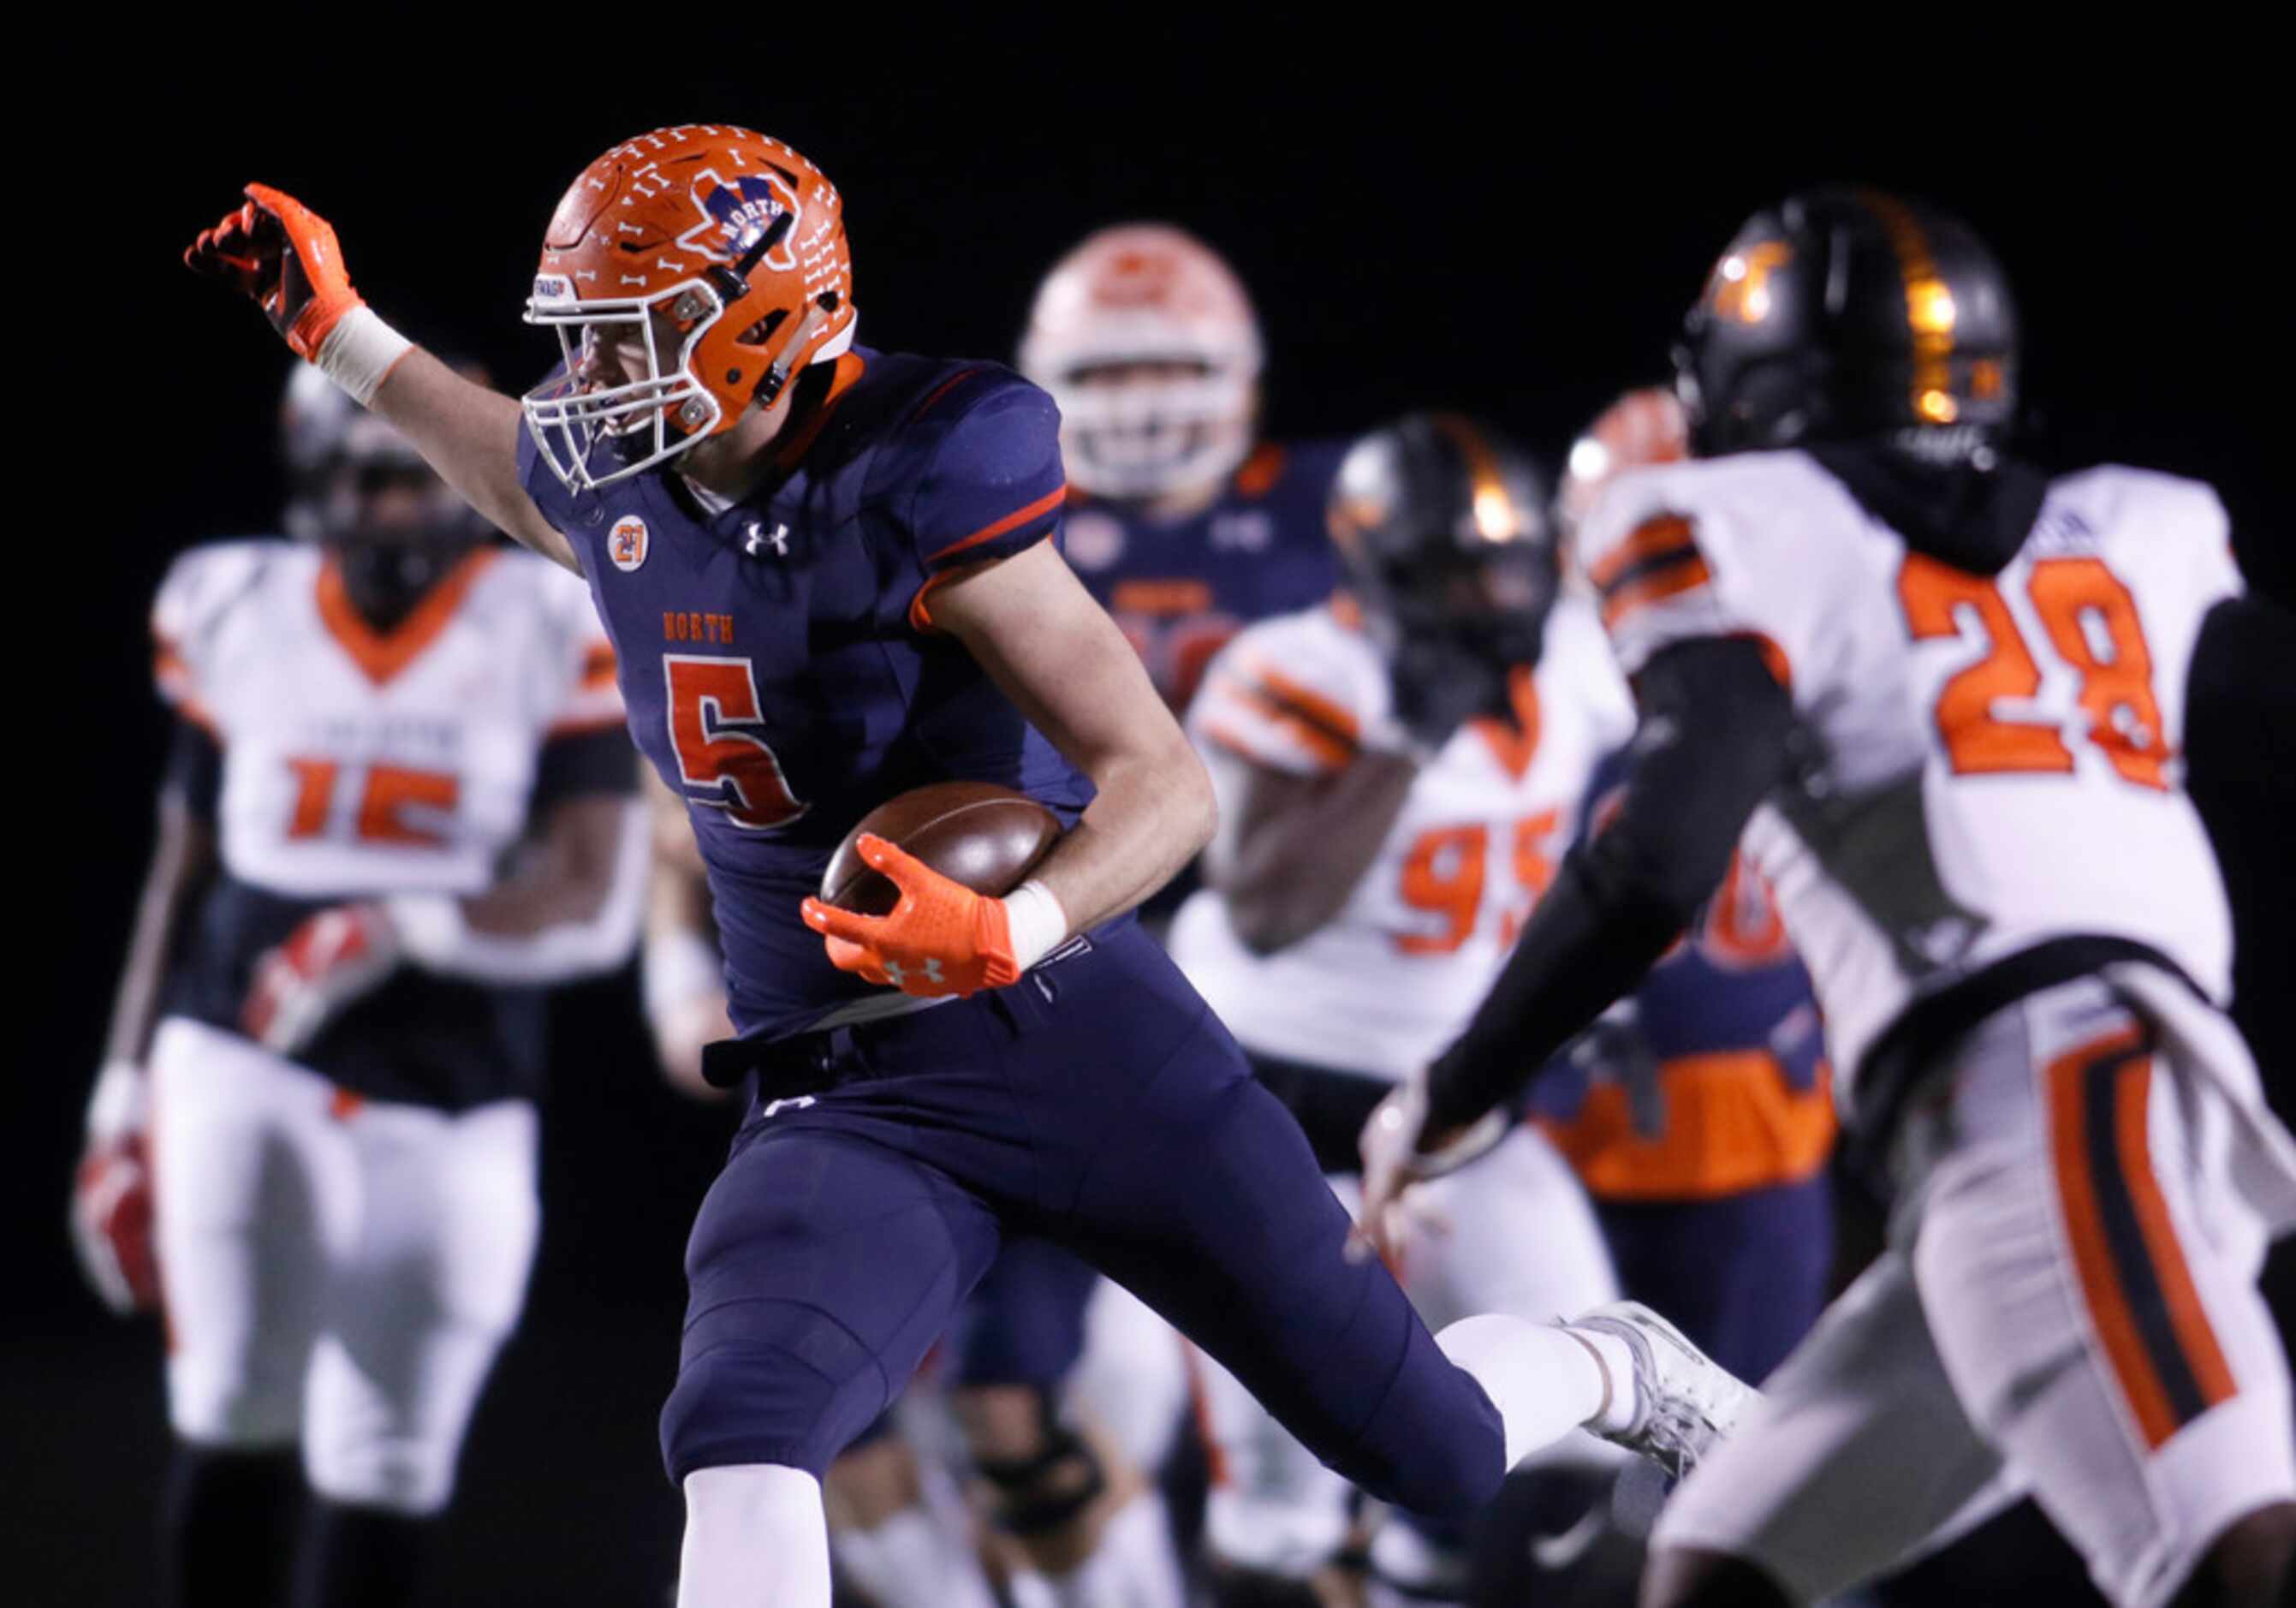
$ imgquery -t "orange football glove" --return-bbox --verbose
[184,183,365,360]
[800,835,1021,998]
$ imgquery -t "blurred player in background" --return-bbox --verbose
[1529,389,1835,1389]
[183,128,1750,1608]
[1169,413,1637,1605]
[1020,223,1341,718]
[1361,188,2296,1608]
[72,366,645,1608]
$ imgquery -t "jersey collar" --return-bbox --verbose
[314,547,499,687]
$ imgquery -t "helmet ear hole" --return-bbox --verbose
[738,308,788,348]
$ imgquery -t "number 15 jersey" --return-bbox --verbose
[1579,450,2239,1120]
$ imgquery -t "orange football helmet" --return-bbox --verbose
[521,125,858,493]
[1017,223,1261,499]
[1555,387,1688,571]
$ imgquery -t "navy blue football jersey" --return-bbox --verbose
[519,349,1093,1039]
[1062,441,1344,712]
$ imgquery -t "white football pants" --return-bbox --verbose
[1655,971,2296,1608]
[151,1016,540,1516]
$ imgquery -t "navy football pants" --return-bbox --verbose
[660,924,1505,1520]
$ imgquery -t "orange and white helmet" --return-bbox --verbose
[521,125,858,493]
[1018,223,1262,499]
[1555,387,1688,572]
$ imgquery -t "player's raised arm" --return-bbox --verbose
[184,185,579,572]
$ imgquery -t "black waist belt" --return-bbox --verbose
[1851,934,2206,1171]
[701,1022,869,1095]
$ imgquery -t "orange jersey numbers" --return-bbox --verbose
[1399,810,1565,955]
[664,654,809,830]
[1396,825,1488,954]
[2026,557,2170,790]
[283,759,459,846]
[1898,553,2168,789]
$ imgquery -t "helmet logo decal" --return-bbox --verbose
[678,170,803,271]
[610,515,650,573]
[1710,241,1793,325]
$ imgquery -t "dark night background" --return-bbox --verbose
[19,35,2290,1605]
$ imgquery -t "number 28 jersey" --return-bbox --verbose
[1579,450,2239,1116]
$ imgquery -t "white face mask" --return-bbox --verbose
[1047,366,1255,501]
[520,277,729,494]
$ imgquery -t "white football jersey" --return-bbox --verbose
[1169,598,1634,1080]
[152,541,624,898]
[1579,452,2239,1112]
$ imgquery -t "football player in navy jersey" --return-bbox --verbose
[1020,222,1341,718]
[186,125,1753,1608]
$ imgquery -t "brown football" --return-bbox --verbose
[819,782,1063,916]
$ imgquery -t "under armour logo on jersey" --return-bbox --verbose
[761,1095,818,1120]
[880,958,944,988]
[744,521,791,558]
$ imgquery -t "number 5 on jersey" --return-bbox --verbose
[665,654,809,829]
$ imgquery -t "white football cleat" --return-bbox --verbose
[1567,1301,1755,1481]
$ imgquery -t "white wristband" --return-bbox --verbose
[314,306,413,406]
[1001,879,1070,972]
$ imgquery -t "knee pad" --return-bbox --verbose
[972,1398,1108,1537]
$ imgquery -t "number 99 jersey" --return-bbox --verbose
[1579,450,2240,1120]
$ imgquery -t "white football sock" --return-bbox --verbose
[1558,1324,1642,1434]
[678,1464,831,1608]
[1436,1313,1628,1468]
[834,1504,996,1608]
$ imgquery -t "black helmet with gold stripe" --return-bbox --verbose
[1673,187,2019,465]
[1327,413,1556,744]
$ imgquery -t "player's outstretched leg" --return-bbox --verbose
[1046,933,1666,1523]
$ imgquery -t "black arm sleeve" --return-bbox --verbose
[2184,594,2296,1104]
[163,716,223,821]
[1423,636,1796,1132]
